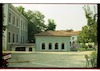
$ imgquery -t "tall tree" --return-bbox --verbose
[26,10,46,42]
[77,5,97,45]
[16,6,25,15]
[77,26,90,43]
[16,6,46,42]
[83,5,97,44]
[46,19,56,31]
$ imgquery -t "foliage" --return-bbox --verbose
[81,44,88,49]
[77,47,94,51]
[77,5,97,45]
[76,43,95,51]
[46,19,56,31]
[26,10,46,42]
[88,44,93,48]
[16,6,57,42]
[85,51,97,67]
[77,47,86,51]
[70,47,77,51]
[16,6,46,42]
[90,51,97,67]
[77,26,90,43]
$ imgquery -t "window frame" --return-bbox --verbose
[55,43,58,49]
[61,43,65,49]
[49,43,52,49]
[42,43,45,50]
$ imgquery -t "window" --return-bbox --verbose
[8,32,10,43]
[55,43,58,49]
[15,47,26,51]
[16,18,18,27]
[21,36,22,43]
[13,33,14,43]
[42,43,45,49]
[8,13,11,22]
[16,34,18,43]
[61,43,64,49]
[21,21,22,28]
[13,16,15,25]
[29,47,32,51]
[23,23,24,30]
[23,36,24,43]
[49,43,52,49]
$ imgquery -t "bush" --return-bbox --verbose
[81,44,88,49]
[70,47,77,51]
[85,51,97,67]
[77,47,86,51]
[88,44,93,48]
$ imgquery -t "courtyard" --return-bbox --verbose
[5,51,94,68]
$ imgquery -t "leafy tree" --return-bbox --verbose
[26,10,46,42]
[77,5,97,46]
[83,5,97,45]
[46,19,56,31]
[16,6,46,42]
[16,6,25,15]
[77,26,90,43]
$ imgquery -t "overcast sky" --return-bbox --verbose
[13,4,97,31]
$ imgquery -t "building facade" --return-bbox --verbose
[35,31,79,52]
[3,4,28,51]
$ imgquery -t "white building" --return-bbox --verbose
[3,4,29,51]
[35,31,79,52]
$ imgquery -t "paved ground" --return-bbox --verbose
[4,51,94,68]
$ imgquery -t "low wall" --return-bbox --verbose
[8,43,36,52]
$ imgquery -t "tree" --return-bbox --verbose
[26,10,46,42]
[16,6,46,42]
[77,26,90,43]
[77,5,97,46]
[83,5,97,45]
[46,19,56,31]
[16,6,25,15]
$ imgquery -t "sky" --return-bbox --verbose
[13,4,97,31]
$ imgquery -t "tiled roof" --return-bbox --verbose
[35,31,80,37]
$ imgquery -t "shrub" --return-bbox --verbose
[88,44,93,48]
[70,47,77,51]
[81,44,88,49]
[90,51,97,67]
[85,51,97,67]
[77,47,86,51]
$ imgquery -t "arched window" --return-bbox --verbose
[29,47,32,51]
[42,43,45,49]
[61,43,64,49]
[55,43,58,49]
[49,43,52,49]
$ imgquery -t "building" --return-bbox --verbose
[35,31,79,52]
[2,4,31,51]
